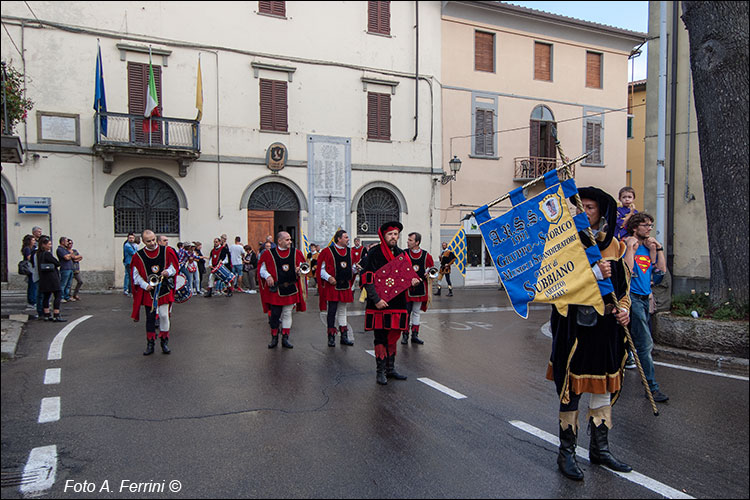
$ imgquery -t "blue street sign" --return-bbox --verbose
[18,196,51,215]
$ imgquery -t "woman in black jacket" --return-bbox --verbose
[35,236,66,322]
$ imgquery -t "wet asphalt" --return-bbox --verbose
[1,288,748,498]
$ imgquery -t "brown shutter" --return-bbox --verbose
[529,120,540,157]
[274,80,288,132]
[534,42,551,81]
[128,62,162,144]
[367,92,390,140]
[474,110,485,156]
[586,51,602,88]
[585,121,602,163]
[259,1,285,16]
[260,79,273,130]
[380,93,390,140]
[367,93,379,139]
[260,79,287,132]
[368,2,390,35]
[475,31,494,72]
[379,1,390,35]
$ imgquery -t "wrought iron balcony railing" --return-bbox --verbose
[94,111,200,150]
[513,156,574,181]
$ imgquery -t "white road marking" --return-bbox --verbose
[417,377,467,399]
[47,315,93,360]
[19,445,57,496]
[654,361,749,381]
[38,397,60,424]
[509,420,695,499]
[43,368,61,385]
[365,350,375,357]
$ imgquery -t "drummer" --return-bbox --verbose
[204,237,231,298]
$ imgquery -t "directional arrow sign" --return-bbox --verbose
[19,206,50,214]
[18,197,51,215]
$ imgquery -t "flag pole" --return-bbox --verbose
[148,45,152,147]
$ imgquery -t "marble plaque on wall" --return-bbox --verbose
[307,136,351,245]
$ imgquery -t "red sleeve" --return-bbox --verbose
[426,253,435,268]
[130,252,147,321]
[315,247,332,281]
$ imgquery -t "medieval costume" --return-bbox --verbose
[131,244,179,355]
[402,247,435,345]
[317,242,356,346]
[547,186,632,480]
[361,221,411,385]
[258,245,307,349]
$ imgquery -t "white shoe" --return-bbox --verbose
[248,290,257,294]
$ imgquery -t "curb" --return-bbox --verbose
[653,344,749,377]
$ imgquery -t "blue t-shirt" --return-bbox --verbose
[630,244,656,296]
[123,241,138,265]
[57,246,75,271]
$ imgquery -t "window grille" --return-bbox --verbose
[248,183,299,211]
[114,177,179,235]
[356,188,399,235]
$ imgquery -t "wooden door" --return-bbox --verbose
[247,210,274,253]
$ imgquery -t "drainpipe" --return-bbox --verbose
[666,0,678,275]
[655,1,667,245]
[413,0,419,141]
[212,50,222,219]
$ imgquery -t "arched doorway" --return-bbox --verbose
[530,105,557,172]
[247,182,300,251]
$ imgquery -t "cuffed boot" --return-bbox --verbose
[268,329,279,348]
[143,339,155,356]
[557,411,584,481]
[410,326,424,345]
[401,330,409,344]
[436,286,441,296]
[327,327,336,347]
[339,326,353,346]
[386,354,407,380]
[376,357,388,385]
[281,330,293,349]
[448,287,453,297]
[588,406,632,473]
[160,336,171,354]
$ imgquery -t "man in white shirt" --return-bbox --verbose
[228,236,246,292]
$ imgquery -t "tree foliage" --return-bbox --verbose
[1,61,34,135]
[681,1,749,307]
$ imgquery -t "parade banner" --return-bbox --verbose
[474,171,612,319]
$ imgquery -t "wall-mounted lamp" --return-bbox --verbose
[440,156,462,185]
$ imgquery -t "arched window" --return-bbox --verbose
[356,188,399,235]
[531,105,555,122]
[247,182,299,211]
[114,177,179,235]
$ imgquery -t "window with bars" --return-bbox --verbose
[367,1,390,35]
[356,188,399,235]
[474,108,495,157]
[475,31,495,72]
[260,79,288,132]
[367,92,390,141]
[534,42,552,81]
[586,51,603,89]
[258,1,285,17]
[114,177,179,235]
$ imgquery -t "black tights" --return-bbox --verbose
[327,302,339,329]
[43,291,62,311]
[559,392,582,412]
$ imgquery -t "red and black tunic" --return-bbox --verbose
[316,244,355,310]
[130,245,178,321]
[361,245,408,331]
[406,249,434,310]
[258,247,307,313]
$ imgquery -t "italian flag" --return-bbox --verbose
[143,55,160,133]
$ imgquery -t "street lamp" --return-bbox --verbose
[440,155,462,185]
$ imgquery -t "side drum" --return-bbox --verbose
[173,273,192,303]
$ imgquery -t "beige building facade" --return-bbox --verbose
[627,79,647,205]
[644,1,708,294]
[1,1,443,288]
[440,1,645,286]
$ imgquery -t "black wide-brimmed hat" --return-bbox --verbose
[576,186,617,250]
[379,221,403,235]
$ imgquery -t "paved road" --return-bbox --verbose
[1,289,748,498]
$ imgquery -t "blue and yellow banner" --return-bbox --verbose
[446,226,467,276]
[301,227,310,257]
[474,171,611,318]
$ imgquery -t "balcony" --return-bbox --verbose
[93,112,200,177]
[513,156,574,182]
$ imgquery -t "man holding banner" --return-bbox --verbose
[360,221,421,385]
[474,176,633,482]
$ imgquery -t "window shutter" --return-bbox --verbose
[584,121,602,163]
[128,62,162,143]
[474,110,485,156]
[367,92,390,140]
[260,79,274,130]
[586,52,602,88]
[529,120,540,157]
[259,1,285,16]
[534,42,551,81]
[368,1,390,35]
[380,93,390,140]
[475,109,494,156]
[274,80,288,132]
[367,93,379,139]
[475,32,494,72]
[379,1,390,35]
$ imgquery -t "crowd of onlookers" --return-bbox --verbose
[19,226,83,322]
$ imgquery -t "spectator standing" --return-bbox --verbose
[229,236,246,292]
[242,245,258,293]
[57,237,75,302]
[31,227,44,317]
[36,236,66,322]
[184,243,201,294]
[21,234,37,309]
[624,212,669,403]
[123,233,138,296]
[68,239,84,301]
[193,241,207,292]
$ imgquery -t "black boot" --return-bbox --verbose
[268,334,279,348]
[401,331,409,345]
[448,287,453,297]
[411,328,424,345]
[143,339,155,356]
[327,328,336,347]
[436,287,441,296]
[386,354,407,380]
[204,289,213,298]
[282,334,294,349]
[339,327,353,346]
[160,337,171,354]
[376,357,388,385]
[52,314,67,322]
[557,413,584,481]
[588,409,632,472]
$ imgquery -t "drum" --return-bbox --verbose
[174,273,192,303]
[212,265,236,285]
